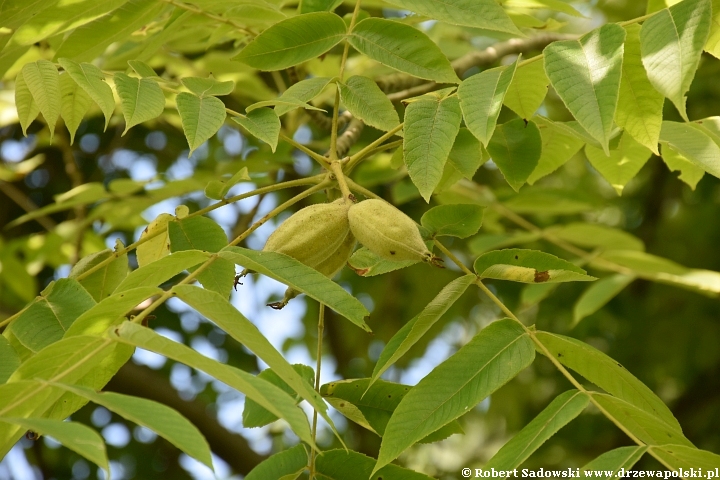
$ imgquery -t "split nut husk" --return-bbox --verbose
[348,199,441,266]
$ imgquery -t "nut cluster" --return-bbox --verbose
[260,198,440,308]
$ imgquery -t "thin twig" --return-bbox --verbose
[0,180,56,231]
[309,304,325,479]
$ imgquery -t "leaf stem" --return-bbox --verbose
[344,123,404,172]
[309,303,325,479]
[279,133,332,168]
[329,161,353,201]
[159,0,255,35]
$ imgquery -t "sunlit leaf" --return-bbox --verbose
[536,331,683,431]
[616,24,664,154]
[544,24,625,154]
[474,249,595,283]
[234,12,346,70]
[348,18,459,84]
[585,132,653,195]
[176,92,227,155]
[640,0,711,120]
[232,109,281,152]
[581,446,647,479]
[504,60,549,120]
[21,60,61,141]
[459,61,518,146]
[58,59,116,130]
[339,75,399,132]
[374,319,535,474]
[383,0,523,35]
[572,274,636,325]
[484,390,589,469]
[404,95,462,201]
[219,247,370,331]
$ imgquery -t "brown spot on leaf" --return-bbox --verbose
[348,264,370,276]
[534,270,550,283]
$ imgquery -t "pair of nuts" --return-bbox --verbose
[261,198,440,308]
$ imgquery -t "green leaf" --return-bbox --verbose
[590,393,692,446]
[339,75,399,132]
[598,249,720,296]
[503,59,549,120]
[204,167,251,200]
[10,279,96,352]
[640,0,711,120]
[58,59,116,130]
[300,0,343,13]
[469,232,542,256]
[348,18,459,84]
[383,0,523,36]
[181,77,234,97]
[170,285,334,429]
[243,364,314,428]
[136,213,173,267]
[52,382,214,470]
[404,95,462,201]
[660,142,705,189]
[585,132,653,195]
[0,337,21,384]
[12,0,127,46]
[527,118,584,184]
[374,319,535,475]
[474,249,596,284]
[323,378,459,439]
[115,250,209,292]
[572,274,636,325]
[544,24,626,154]
[0,417,108,475]
[581,446,647,478]
[0,0,58,30]
[245,444,308,480]
[320,449,435,480]
[112,322,316,447]
[615,24,664,154]
[705,0,720,58]
[14,71,39,136]
[232,109,281,152]
[535,331,683,432]
[459,61,519,146]
[234,12,346,70]
[63,287,158,339]
[59,73,92,143]
[651,445,720,470]
[484,390,589,469]
[487,119,542,192]
[503,188,596,215]
[9,336,115,385]
[114,73,165,134]
[169,216,234,299]
[246,97,326,113]
[219,246,371,331]
[369,275,474,388]
[275,77,332,115]
[659,121,720,179]
[421,205,484,238]
[348,247,420,277]
[69,249,128,302]
[128,60,158,78]
[176,92,227,155]
[22,60,61,141]
[54,0,164,62]
[545,223,645,251]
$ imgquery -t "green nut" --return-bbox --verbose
[263,198,351,268]
[348,199,436,264]
[315,231,356,278]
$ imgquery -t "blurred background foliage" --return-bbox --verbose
[1,0,719,478]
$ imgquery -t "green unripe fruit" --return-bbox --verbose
[315,231,357,278]
[348,199,436,264]
[263,198,351,268]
